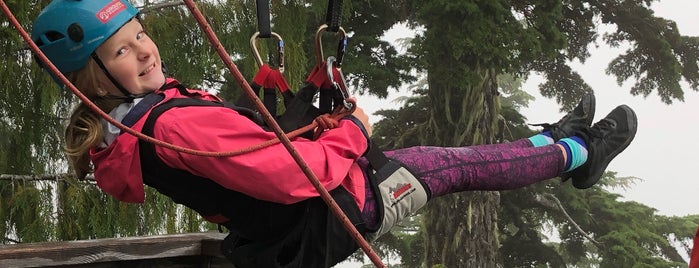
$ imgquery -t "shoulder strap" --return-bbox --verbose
[121,93,165,129]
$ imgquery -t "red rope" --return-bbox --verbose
[0,1,385,267]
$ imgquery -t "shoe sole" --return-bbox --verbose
[583,92,596,126]
[573,105,638,189]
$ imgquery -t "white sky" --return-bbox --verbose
[359,0,699,217]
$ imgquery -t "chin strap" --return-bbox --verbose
[91,53,137,102]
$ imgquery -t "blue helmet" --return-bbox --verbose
[31,0,139,75]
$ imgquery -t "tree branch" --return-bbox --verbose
[138,0,186,14]
[536,193,602,247]
[3,237,20,244]
[0,174,94,182]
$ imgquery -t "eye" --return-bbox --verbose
[116,47,127,56]
[136,30,146,40]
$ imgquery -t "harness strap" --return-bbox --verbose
[121,81,216,128]
[121,93,164,128]
[246,64,293,117]
[252,67,277,117]
[325,0,343,32]
[255,0,271,38]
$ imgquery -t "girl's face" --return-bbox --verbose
[94,19,165,95]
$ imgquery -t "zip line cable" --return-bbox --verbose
[0,1,386,267]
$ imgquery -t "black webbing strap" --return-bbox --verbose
[325,0,343,32]
[237,83,278,118]
[263,87,277,117]
[121,81,206,129]
[256,0,271,38]
[363,144,389,171]
[275,84,320,139]
[120,93,165,130]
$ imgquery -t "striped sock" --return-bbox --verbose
[557,136,588,171]
[528,131,554,147]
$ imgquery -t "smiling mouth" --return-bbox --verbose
[139,63,156,76]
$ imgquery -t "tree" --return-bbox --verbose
[370,0,698,266]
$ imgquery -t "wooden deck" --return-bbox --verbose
[0,232,234,267]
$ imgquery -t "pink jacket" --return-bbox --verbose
[90,79,369,209]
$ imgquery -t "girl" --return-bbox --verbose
[31,0,637,267]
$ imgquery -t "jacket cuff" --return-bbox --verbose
[341,115,371,151]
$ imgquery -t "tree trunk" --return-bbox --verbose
[420,23,503,265]
[424,192,501,267]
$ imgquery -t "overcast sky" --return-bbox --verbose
[360,1,699,217]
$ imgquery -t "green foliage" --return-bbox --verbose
[5,182,54,243]
[0,176,217,244]
[496,170,696,267]
[601,1,699,104]
[0,0,67,176]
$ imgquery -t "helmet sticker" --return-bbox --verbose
[96,0,127,24]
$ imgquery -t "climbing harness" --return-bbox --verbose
[0,0,385,266]
[123,83,366,267]
[163,1,384,264]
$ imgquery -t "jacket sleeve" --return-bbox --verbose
[151,105,369,204]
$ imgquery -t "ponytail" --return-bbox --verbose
[63,60,122,179]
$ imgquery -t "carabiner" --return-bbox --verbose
[250,31,285,73]
[326,56,353,111]
[314,24,347,67]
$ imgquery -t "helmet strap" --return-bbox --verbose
[91,53,136,102]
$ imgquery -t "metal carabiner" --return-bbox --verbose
[250,31,285,73]
[314,24,347,67]
[326,56,353,110]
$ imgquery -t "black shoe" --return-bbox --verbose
[531,92,596,141]
[569,105,638,189]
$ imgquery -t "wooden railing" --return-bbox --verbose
[0,232,233,267]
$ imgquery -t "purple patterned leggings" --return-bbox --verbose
[357,138,564,229]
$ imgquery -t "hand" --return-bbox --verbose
[352,106,372,137]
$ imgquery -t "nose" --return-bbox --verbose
[134,43,151,60]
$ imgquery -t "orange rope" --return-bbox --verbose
[1,1,386,267]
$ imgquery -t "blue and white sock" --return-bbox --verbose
[556,136,588,172]
[528,131,555,147]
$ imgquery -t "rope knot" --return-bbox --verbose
[312,98,356,139]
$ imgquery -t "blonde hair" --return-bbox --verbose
[64,59,123,179]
